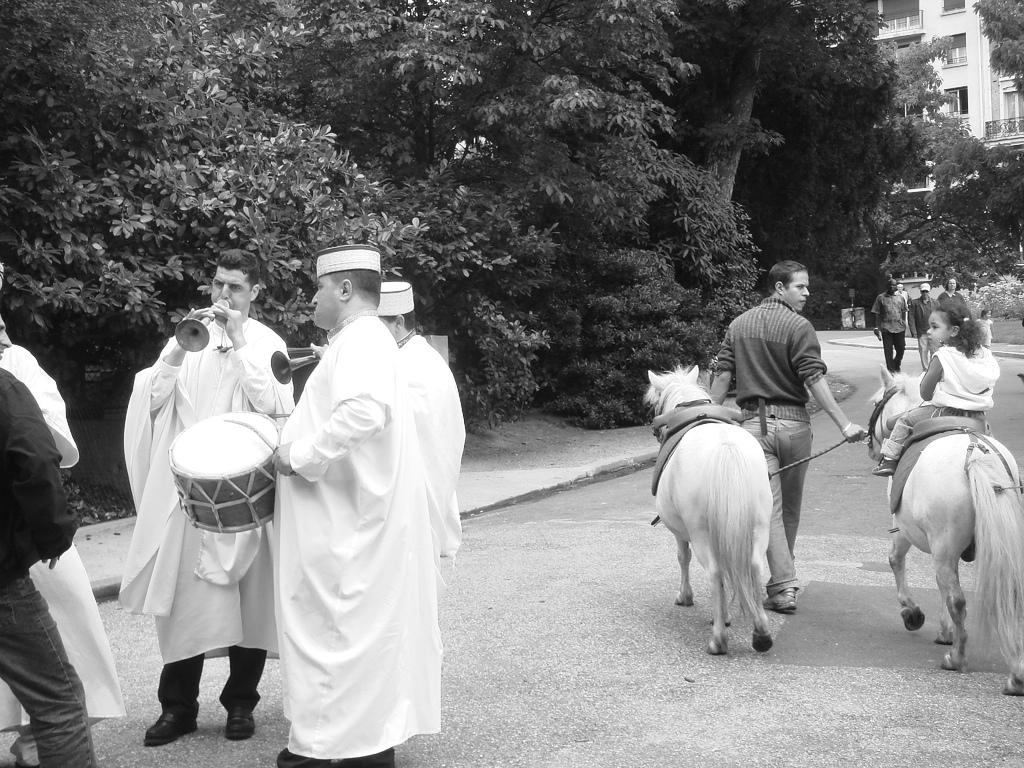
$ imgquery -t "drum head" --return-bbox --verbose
[170,412,278,478]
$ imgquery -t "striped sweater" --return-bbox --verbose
[716,297,827,412]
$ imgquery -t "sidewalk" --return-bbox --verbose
[829,333,1024,360]
[77,422,658,601]
[76,333,1024,602]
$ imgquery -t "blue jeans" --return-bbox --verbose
[742,417,813,596]
[0,577,96,768]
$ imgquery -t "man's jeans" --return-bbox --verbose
[880,330,906,373]
[0,577,96,768]
[742,417,813,597]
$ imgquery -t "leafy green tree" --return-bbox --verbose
[862,40,1022,285]
[276,0,760,425]
[977,0,1024,85]
[664,0,897,314]
[0,1,414,407]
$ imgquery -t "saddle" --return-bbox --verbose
[889,416,1000,563]
[650,403,743,496]
[888,416,987,515]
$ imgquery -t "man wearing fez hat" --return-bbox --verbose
[273,245,441,768]
[378,281,465,573]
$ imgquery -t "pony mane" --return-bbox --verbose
[869,370,921,406]
[644,366,711,416]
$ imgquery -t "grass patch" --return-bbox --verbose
[991,318,1024,345]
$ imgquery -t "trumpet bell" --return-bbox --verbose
[272,350,319,385]
[175,318,210,352]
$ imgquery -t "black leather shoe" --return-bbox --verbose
[144,711,197,747]
[225,706,256,740]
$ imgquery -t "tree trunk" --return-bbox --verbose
[707,44,761,201]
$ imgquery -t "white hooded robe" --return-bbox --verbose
[0,345,125,730]
[275,316,440,760]
[120,319,292,661]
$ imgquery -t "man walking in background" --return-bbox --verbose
[710,260,866,615]
[872,278,908,373]
[908,282,938,370]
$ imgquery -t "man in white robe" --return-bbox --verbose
[273,245,441,768]
[378,281,464,565]
[120,252,293,747]
[0,313,125,768]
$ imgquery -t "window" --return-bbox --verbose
[1004,91,1024,120]
[943,0,965,11]
[946,87,969,115]
[946,33,967,65]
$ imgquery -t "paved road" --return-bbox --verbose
[4,335,1024,767]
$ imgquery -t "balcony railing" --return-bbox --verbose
[985,117,1024,140]
[945,48,967,66]
[878,11,924,37]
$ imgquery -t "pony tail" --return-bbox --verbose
[954,317,984,357]
[969,450,1024,667]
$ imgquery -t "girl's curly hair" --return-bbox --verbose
[934,306,984,357]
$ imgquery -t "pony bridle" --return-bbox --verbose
[867,386,899,453]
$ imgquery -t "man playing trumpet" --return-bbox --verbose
[120,251,293,748]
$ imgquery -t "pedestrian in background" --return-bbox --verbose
[0,368,97,767]
[937,276,971,318]
[710,260,866,615]
[872,277,908,373]
[908,282,938,370]
[895,282,910,327]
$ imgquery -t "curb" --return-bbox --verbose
[828,337,1024,361]
[91,450,659,601]
[92,577,121,604]
[460,452,658,519]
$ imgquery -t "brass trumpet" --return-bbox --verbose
[272,347,320,385]
[174,300,229,352]
[174,317,210,352]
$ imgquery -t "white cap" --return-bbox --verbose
[919,282,930,292]
[316,244,381,277]
[379,281,414,316]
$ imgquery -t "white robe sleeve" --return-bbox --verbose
[289,397,388,482]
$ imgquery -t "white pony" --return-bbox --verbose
[644,366,773,655]
[869,367,1024,694]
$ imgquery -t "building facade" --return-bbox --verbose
[869,0,1024,148]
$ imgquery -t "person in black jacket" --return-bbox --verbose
[0,368,97,767]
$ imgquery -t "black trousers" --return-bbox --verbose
[880,330,905,373]
[157,646,267,719]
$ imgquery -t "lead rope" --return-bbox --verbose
[650,436,855,527]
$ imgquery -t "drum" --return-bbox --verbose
[169,412,279,533]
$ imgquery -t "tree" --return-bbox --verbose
[274,0,761,425]
[977,0,1024,86]
[664,0,897,314]
[862,40,1023,284]
[0,2,416,407]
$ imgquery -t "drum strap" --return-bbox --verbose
[219,415,278,451]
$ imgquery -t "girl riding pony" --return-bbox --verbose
[873,306,999,477]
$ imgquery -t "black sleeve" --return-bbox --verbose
[4,381,74,559]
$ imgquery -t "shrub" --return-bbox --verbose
[967,276,1024,319]
[541,248,725,429]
